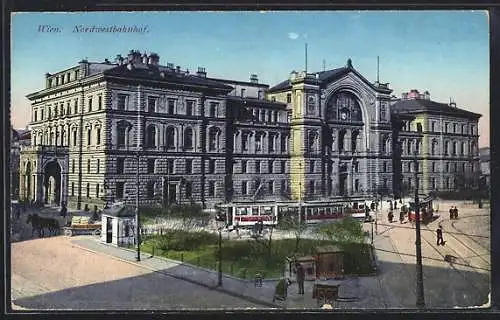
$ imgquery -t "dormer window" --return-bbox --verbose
[286,93,292,103]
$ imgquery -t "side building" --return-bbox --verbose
[391,90,481,196]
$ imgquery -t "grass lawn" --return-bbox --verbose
[139,230,374,280]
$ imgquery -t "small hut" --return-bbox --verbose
[315,245,344,279]
[101,203,136,246]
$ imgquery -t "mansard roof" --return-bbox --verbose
[226,95,287,109]
[102,64,234,93]
[391,98,482,119]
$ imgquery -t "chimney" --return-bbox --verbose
[197,67,207,78]
[250,74,258,83]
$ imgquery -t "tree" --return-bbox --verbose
[318,217,365,249]
[279,215,308,252]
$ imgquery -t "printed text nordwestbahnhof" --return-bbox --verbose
[73,25,149,34]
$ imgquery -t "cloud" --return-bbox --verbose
[288,32,299,40]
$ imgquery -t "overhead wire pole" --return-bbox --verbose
[413,151,425,308]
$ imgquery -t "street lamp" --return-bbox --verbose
[135,151,141,262]
[216,219,225,287]
[413,151,425,308]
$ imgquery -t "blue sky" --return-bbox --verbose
[11,11,490,147]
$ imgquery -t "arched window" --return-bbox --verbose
[208,127,221,151]
[166,127,176,150]
[452,141,457,155]
[184,127,193,149]
[146,125,157,148]
[308,131,318,153]
[444,141,449,156]
[326,91,362,122]
[460,142,465,155]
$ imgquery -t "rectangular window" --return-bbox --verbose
[34,110,38,122]
[87,159,91,173]
[117,158,125,174]
[167,159,174,174]
[41,109,44,120]
[269,134,276,152]
[242,181,247,195]
[383,162,387,172]
[255,160,261,173]
[208,181,215,197]
[86,183,90,198]
[258,90,263,99]
[242,160,247,173]
[241,88,246,97]
[432,162,436,172]
[185,181,192,198]
[148,97,157,113]
[72,159,75,173]
[186,100,194,116]
[96,128,101,145]
[310,160,315,174]
[209,102,218,117]
[380,106,387,120]
[71,182,75,196]
[281,179,286,193]
[74,99,78,114]
[286,93,292,103]
[355,179,360,192]
[209,159,216,174]
[165,99,174,114]
[98,95,102,110]
[116,182,125,199]
[269,160,274,174]
[87,129,91,146]
[117,94,127,110]
[281,160,286,173]
[444,122,448,133]
[431,121,435,132]
[147,159,155,174]
[242,134,249,151]
[96,159,100,173]
[186,159,193,174]
[96,184,100,198]
[268,180,274,194]
[88,97,93,112]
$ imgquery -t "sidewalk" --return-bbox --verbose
[70,237,320,309]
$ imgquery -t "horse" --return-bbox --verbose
[26,214,60,237]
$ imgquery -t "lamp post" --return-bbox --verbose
[216,219,225,287]
[413,151,425,308]
[135,151,141,262]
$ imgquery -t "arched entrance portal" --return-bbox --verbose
[25,162,32,201]
[44,160,62,206]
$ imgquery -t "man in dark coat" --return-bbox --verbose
[295,263,305,295]
[449,206,454,220]
[454,206,459,219]
[436,225,445,246]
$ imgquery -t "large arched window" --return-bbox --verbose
[166,127,176,150]
[326,91,362,122]
[184,127,194,149]
[146,125,157,148]
[208,127,221,151]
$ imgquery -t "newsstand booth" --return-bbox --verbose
[101,203,136,247]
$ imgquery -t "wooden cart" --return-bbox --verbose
[63,216,101,237]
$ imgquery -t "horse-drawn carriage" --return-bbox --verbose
[63,215,102,237]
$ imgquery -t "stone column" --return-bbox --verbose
[35,172,44,203]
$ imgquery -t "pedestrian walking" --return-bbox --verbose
[436,225,446,246]
[449,206,454,220]
[399,211,404,224]
[454,206,459,219]
[295,262,305,295]
[259,220,264,235]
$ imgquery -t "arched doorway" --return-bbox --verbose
[25,162,32,201]
[44,160,62,206]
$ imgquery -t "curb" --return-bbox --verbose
[69,239,281,309]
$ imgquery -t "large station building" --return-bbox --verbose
[18,50,482,210]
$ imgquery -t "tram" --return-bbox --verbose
[216,200,373,227]
[404,196,437,224]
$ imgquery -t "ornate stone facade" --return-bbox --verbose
[18,51,482,209]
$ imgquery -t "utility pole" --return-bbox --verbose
[413,151,425,308]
